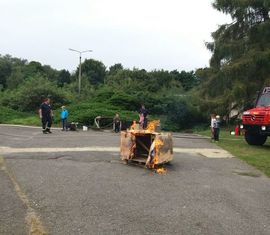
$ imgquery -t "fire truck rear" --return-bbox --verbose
[241,87,270,145]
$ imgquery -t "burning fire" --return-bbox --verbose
[126,119,169,174]
[154,138,163,160]
[146,120,160,132]
[129,119,160,132]
[147,138,164,169]
[156,167,167,174]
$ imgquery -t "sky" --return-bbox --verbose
[0,0,230,72]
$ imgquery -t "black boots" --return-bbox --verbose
[43,128,52,134]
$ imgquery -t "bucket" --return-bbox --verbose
[83,126,88,131]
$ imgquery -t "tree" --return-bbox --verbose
[1,75,71,112]
[0,56,12,88]
[6,66,24,89]
[170,70,199,91]
[79,59,106,85]
[23,61,45,78]
[42,65,59,82]
[197,0,270,117]
[57,69,71,87]
[108,63,123,75]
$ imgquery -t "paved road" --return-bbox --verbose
[1,125,270,235]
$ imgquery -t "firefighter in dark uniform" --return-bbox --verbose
[39,98,53,134]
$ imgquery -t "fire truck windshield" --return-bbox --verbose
[257,93,270,107]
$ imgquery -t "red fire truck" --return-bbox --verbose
[241,87,270,145]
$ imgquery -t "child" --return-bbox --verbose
[61,106,69,131]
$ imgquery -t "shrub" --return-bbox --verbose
[0,75,71,112]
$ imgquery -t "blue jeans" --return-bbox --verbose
[62,118,67,130]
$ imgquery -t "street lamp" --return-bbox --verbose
[69,48,92,95]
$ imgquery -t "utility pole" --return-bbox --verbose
[69,48,92,95]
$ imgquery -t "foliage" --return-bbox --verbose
[0,55,17,89]
[0,105,39,125]
[162,97,204,130]
[171,70,200,91]
[57,69,71,87]
[61,102,138,127]
[108,63,123,75]
[0,75,72,112]
[78,59,106,85]
[196,0,270,118]
[0,54,203,130]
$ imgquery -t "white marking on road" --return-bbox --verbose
[0,147,234,158]
[174,148,234,158]
[0,146,119,153]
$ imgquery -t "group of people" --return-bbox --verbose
[39,98,69,134]
[39,98,149,134]
[210,114,221,141]
[40,98,223,142]
[40,99,222,141]
[113,104,149,133]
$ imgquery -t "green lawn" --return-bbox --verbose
[196,129,270,177]
[0,106,40,126]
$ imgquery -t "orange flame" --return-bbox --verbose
[146,120,160,132]
[155,138,163,148]
[148,138,164,169]
[155,138,163,160]
[156,167,167,174]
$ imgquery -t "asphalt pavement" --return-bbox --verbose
[1,125,270,235]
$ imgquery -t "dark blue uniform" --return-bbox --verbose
[40,102,52,133]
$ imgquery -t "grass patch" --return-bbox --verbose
[0,106,40,126]
[6,116,40,126]
[196,128,270,177]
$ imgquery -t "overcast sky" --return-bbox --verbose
[0,0,230,72]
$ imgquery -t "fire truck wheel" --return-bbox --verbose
[245,132,267,145]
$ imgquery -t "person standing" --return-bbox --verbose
[213,115,221,141]
[139,104,148,129]
[113,113,121,133]
[61,106,69,131]
[139,113,144,129]
[39,98,53,134]
[210,114,216,141]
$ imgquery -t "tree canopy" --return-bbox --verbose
[0,54,201,130]
[197,0,270,118]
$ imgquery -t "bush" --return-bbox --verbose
[0,105,39,125]
[162,97,204,131]
[0,75,71,112]
[55,102,138,127]
[108,92,139,111]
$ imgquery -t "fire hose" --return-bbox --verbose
[94,116,116,130]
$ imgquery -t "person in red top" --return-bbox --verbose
[39,98,53,134]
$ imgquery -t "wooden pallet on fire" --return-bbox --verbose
[120,120,173,168]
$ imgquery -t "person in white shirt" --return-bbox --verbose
[210,114,216,140]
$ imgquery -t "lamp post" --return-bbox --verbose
[69,48,92,95]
